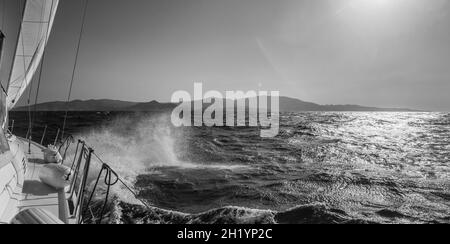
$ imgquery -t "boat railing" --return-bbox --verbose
[66,139,150,224]
[20,123,151,224]
[66,140,92,223]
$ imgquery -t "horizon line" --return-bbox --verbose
[13,96,438,112]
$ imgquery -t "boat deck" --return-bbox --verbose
[16,138,72,224]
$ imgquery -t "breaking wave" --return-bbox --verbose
[94,200,381,224]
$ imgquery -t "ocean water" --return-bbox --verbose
[9,111,450,224]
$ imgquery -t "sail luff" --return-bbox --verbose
[6,0,59,110]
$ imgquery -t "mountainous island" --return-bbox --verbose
[13,97,418,112]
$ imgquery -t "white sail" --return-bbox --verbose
[6,0,59,110]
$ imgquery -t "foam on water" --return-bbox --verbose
[64,113,248,204]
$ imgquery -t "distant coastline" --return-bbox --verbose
[13,97,421,112]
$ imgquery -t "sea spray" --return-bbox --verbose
[61,113,183,205]
[62,112,250,207]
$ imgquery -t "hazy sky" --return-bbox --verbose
[6,0,450,110]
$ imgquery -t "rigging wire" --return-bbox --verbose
[32,0,55,145]
[26,0,46,150]
[18,0,35,151]
[61,0,89,141]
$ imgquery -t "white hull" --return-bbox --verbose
[0,135,27,223]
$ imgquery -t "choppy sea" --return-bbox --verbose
[10,111,450,224]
